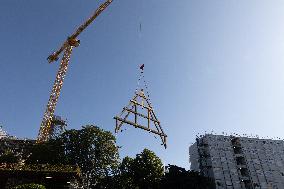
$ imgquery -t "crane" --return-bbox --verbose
[37,0,113,143]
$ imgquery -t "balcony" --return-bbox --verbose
[233,146,243,154]
[231,137,241,147]
[239,168,250,177]
[236,156,246,165]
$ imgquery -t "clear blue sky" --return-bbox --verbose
[1,0,284,169]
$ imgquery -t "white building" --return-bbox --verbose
[0,126,7,139]
[189,134,284,189]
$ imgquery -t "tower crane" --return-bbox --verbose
[37,0,113,143]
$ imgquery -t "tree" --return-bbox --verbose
[26,139,66,165]
[117,149,164,189]
[59,125,120,188]
[0,150,19,164]
[132,149,164,189]
[117,156,136,189]
[13,183,46,189]
[160,164,215,189]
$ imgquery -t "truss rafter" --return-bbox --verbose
[114,66,167,148]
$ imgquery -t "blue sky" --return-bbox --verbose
[1,0,284,169]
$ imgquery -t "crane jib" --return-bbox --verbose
[47,0,113,64]
[38,0,114,142]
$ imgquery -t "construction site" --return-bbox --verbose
[0,1,168,188]
[3,0,284,189]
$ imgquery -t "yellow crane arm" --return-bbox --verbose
[37,0,113,143]
[47,0,113,63]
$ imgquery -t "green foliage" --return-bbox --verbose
[21,125,119,188]
[0,163,80,174]
[132,149,164,189]
[26,139,66,165]
[134,149,164,178]
[118,156,136,188]
[160,164,215,189]
[117,149,164,189]
[116,151,214,189]
[0,150,19,164]
[13,183,46,189]
[1,125,215,189]
[59,125,120,188]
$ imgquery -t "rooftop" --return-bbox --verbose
[0,126,7,139]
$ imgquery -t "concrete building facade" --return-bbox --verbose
[189,134,284,189]
[0,126,7,139]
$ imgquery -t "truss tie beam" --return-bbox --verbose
[114,65,167,148]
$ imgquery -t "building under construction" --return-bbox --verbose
[0,126,82,189]
[0,127,35,161]
[189,134,284,189]
[0,126,8,139]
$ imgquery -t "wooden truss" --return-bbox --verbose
[114,89,167,148]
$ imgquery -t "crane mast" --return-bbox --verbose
[37,0,113,143]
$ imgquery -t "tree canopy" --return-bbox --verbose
[117,149,164,189]
[13,183,46,189]
[0,150,19,164]
[2,125,216,189]
[25,125,120,188]
[26,139,66,165]
[160,164,215,189]
[58,125,120,188]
